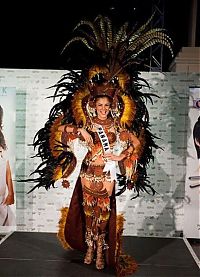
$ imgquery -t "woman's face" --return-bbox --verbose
[95,97,111,120]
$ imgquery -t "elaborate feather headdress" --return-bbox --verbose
[60,13,173,129]
[62,13,173,75]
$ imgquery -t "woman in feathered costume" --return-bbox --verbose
[29,14,173,276]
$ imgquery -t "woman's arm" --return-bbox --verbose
[3,160,14,205]
[103,152,127,161]
[58,125,78,133]
[104,131,140,162]
[58,124,93,146]
[127,132,141,157]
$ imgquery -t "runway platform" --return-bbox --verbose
[0,231,199,276]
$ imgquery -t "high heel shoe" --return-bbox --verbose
[84,245,94,264]
[84,228,94,264]
[96,233,105,270]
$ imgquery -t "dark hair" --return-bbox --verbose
[193,116,200,159]
[196,100,200,108]
[94,95,112,103]
[0,130,7,150]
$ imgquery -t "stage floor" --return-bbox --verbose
[0,232,199,276]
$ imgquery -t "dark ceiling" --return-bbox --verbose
[0,0,199,71]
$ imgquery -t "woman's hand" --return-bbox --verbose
[103,152,125,162]
[78,128,93,146]
[3,194,14,205]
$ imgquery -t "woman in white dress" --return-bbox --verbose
[0,106,15,226]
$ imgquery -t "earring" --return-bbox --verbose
[86,102,97,117]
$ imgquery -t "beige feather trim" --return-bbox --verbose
[120,95,136,128]
[71,88,90,126]
[57,207,72,250]
[49,115,64,157]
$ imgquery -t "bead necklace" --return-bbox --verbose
[92,117,113,129]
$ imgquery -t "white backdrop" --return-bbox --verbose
[0,68,199,237]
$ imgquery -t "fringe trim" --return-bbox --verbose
[57,207,72,250]
[116,254,138,277]
[116,214,125,258]
[116,214,138,276]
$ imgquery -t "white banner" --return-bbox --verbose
[184,86,200,238]
[0,87,16,234]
